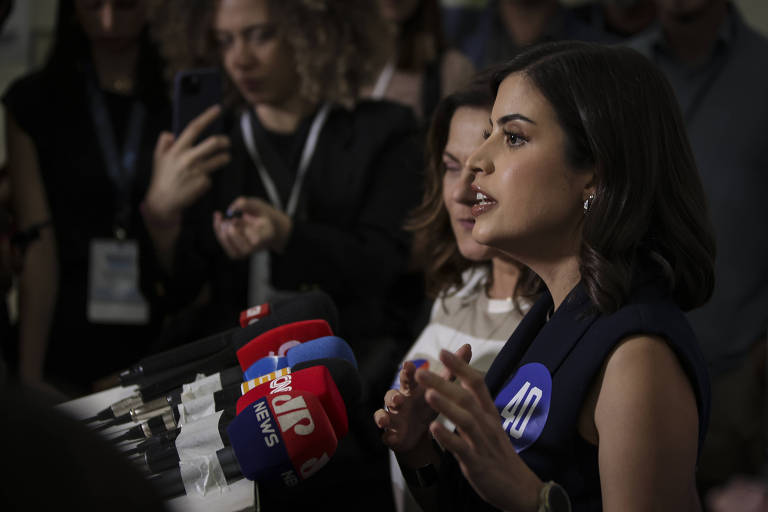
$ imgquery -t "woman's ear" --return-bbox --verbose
[580,167,597,214]
[581,167,596,203]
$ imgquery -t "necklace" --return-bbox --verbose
[108,77,134,95]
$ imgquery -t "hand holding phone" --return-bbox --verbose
[145,104,231,225]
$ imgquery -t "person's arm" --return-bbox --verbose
[142,105,230,273]
[5,111,57,385]
[594,335,701,511]
[416,348,544,511]
[374,344,473,510]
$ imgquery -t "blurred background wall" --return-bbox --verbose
[1,0,767,162]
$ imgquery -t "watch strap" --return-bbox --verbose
[401,463,439,488]
[538,481,572,512]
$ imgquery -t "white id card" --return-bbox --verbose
[87,239,149,324]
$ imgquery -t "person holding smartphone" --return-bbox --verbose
[141,2,424,508]
[143,0,424,352]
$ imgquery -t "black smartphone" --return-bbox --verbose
[172,68,222,140]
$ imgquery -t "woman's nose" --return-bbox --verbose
[452,165,476,204]
[232,38,255,67]
[467,143,494,177]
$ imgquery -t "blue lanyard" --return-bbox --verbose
[85,74,146,234]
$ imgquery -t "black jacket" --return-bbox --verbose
[157,100,425,355]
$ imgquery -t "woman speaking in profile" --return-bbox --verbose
[375,41,715,511]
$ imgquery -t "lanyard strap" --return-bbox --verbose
[371,59,396,99]
[85,76,146,229]
[239,103,331,217]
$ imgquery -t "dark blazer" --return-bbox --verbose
[157,100,425,353]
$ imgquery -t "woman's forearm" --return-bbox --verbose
[395,432,443,510]
[17,229,57,382]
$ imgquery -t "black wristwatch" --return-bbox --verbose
[401,463,439,488]
[538,481,571,512]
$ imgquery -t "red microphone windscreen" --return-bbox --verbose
[228,389,337,486]
[236,365,348,438]
[236,319,332,371]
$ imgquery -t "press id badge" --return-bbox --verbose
[87,239,149,324]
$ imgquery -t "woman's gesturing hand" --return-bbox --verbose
[374,344,472,455]
[416,348,543,512]
[144,105,230,223]
[213,197,292,260]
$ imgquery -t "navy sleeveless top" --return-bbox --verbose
[437,277,711,511]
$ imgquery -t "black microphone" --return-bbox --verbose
[109,409,181,443]
[129,314,335,403]
[91,366,244,429]
[122,427,181,457]
[147,446,243,499]
[142,359,362,497]
[100,368,246,433]
[95,396,178,432]
[150,386,340,500]
[125,319,334,402]
[142,410,235,474]
[136,349,238,401]
[83,394,145,424]
[119,290,338,386]
[167,382,243,414]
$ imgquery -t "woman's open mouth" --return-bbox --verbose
[471,188,497,217]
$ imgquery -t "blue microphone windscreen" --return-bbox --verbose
[285,336,357,369]
[243,356,288,381]
[226,397,293,483]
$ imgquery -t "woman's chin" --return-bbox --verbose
[458,242,494,263]
[469,226,495,250]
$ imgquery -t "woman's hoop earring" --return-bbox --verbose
[583,193,595,214]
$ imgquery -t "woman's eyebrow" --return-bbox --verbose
[443,151,461,164]
[495,113,536,125]
[214,23,270,35]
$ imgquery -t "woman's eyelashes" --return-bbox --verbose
[245,25,276,45]
[481,127,528,148]
[503,129,527,148]
[215,26,276,51]
[442,157,461,173]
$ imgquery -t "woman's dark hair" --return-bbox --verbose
[43,0,167,108]
[43,0,90,75]
[407,75,541,305]
[490,41,715,312]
